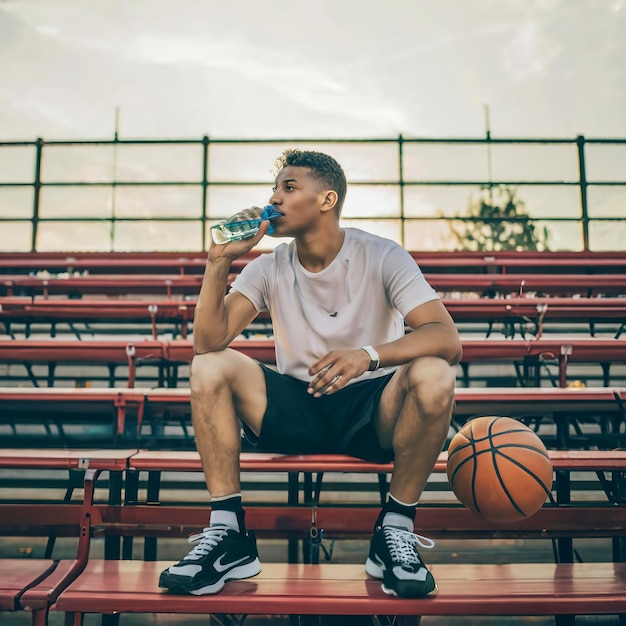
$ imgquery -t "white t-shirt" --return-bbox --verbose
[230,228,439,383]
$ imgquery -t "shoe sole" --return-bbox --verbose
[187,558,262,595]
[381,582,439,598]
[365,556,438,598]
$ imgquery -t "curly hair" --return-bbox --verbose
[274,149,347,215]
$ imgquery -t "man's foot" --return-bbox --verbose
[159,524,261,595]
[365,524,438,598]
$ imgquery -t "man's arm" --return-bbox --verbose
[377,299,463,368]
[193,223,268,355]
[307,299,462,396]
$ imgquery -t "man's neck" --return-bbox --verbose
[296,228,345,273]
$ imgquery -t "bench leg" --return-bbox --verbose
[31,608,50,626]
[209,615,248,625]
[614,537,626,562]
[122,469,140,560]
[287,472,300,564]
[296,618,368,626]
[555,470,574,563]
[374,617,421,626]
[63,612,84,626]
[143,470,162,561]
[293,617,421,625]
[102,615,120,626]
[104,470,124,560]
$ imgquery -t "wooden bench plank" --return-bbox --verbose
[0,559,57,611]
[3,250,625,275]
[2,338,624,390]
[128,448,626,473]
[1,386,623,448]
[8,469,99,623]
[95,504,626,540]
[3,296,626,323]
[50,561,626,617]
[166,337,626,369]
[0,448,138,471]
[0,297,193,321]
[4,273,626,298]
[2,448,623,540]
[0,339,164,363]
[3,451,624,624]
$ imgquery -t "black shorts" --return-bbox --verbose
[242,363,395,463]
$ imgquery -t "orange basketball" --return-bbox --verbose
[446,416,553,522]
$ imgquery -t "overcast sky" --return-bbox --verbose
[1,0,625,141]
[0,0,624,252]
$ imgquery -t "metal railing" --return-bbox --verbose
[0,134,624,251]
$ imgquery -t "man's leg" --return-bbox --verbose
[189,348,267,498]
[159,349,268,595]
[365,355,456,598]
[377,355,456,502]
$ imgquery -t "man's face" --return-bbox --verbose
[269,166,326,236]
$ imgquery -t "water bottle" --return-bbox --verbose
[210,205,283,245]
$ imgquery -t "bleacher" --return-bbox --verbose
[1,249,625,624]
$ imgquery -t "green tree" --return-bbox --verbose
[449,185,550,251]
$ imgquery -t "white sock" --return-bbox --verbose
[209,509,240,532]
[382,511,414,532]
[209,493,243,532]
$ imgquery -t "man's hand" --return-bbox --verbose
[307,348,371,398]
[208,220,270,262]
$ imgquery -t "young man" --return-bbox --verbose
[159,149,462,598]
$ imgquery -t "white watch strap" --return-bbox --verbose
[361,345,380,371]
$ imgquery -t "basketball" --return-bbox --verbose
[446,416,553,522]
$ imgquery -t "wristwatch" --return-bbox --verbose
[361,345,381,371]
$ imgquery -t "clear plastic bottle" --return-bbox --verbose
[210,205,283,245]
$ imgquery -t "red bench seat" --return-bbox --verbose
[46,561,626,622]
[0,559,58,611]
[3,273,626,298]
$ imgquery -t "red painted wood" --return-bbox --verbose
[0,559,57,610]
[127,448,626,473]
[187,383,616,407]
[51,561,626,617]
[1,337,624,370]
[3,501,621,542]
[3,274,626,297]
[1,385,623,450]
[2,250,625,275]
[0,448,137,471]
[168,337,626,365]
[0,340,164,364]
[0,298,194,322]
[98,504,625,538]
[2,296,625,329]
[19,560,84,611]
[1,275,205,297]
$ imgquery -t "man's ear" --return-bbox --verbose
[320,190,338,214]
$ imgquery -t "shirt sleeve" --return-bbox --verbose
[382,244,439,318]
[229,256,270,313]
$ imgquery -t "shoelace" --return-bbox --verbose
[185,525,230,560]
[383,526,435,566]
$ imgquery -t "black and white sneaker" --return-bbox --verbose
[365,523,438,598]
[159,524,261,595]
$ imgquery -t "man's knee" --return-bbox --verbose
[404,356,456,417]
[190,350,232,395]
[190,349,266,405]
